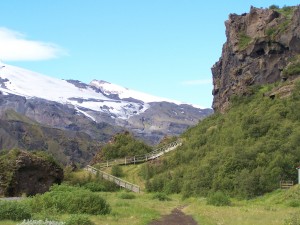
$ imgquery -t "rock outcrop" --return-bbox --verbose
[0,150,63,197]
[212,6,300,112]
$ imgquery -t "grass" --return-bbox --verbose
[1,190,300,225]
[238,33,252,50]
[2,168,300,225]
[101,164,146,190]
[184,198,299,225]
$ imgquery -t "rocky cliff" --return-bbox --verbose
[212,5,300,112]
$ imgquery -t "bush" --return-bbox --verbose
[65,214,94,225]
[269,5,279,9]
[288,200,300,207]
[82,182,106,192]
[64,170,119,192]
[118,192,136,199]
[28,185,111,215]
[283,61,300,77]
[111,165,124,177]
[0,200,31,221]
[207,191,231,206]
[152,193,171,201]
[17,220,65,225]
[100,132,152,160]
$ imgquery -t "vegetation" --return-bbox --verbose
[275,6,295,18]
[269,5,279,10]
[98,132,152,160]
[27,184,111,215]
[0,149,21,196]
[266,5,296,39]
[0,200,31,221]
[146,80,300,199]
[17,220,65,225]
[64,169,119,192]
[206,191,231,206]
[118,192,136,200]
[238,33,252,50]
[152,193,171,201]
[283,55,300,77]
[111,165,124,177]
[65,214,94,225]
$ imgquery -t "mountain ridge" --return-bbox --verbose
[0,62,212,162]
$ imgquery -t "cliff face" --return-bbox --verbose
[212,6,300,112]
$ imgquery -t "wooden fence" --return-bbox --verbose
[86,165,140,193]
[280,180,294,189]
[86,140,182,192]
[96,140,182,169]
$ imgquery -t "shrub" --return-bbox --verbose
[283,61,300,77]
[28,185,111,215]
[64,170,119,192]
[65,214,94,225]
[100,132,152,160]
[17,220,65,225]
[288,200,300,207]
[111,165,124,177]
[269,5,279,9]
[152,193,171,201]
[207,191,231,206]
[0,200,31,221]
[118,192,136,199]
[82,182,106,192]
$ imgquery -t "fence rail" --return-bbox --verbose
[280,180,294,189]
[86,140,182,192]
[96,140,182,169]
[85,165,140,193]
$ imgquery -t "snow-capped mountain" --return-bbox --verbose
[0,62,213,145]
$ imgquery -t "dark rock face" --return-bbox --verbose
[212,6,300,112]
[4,151,63,197]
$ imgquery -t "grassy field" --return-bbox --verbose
[1,190,299,225]
[1,168,300,225]
[184,198,299,225]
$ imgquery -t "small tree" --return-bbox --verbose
[269,5,279,10]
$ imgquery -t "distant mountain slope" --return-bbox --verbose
[0,62,212,144]
[0,109,107,165]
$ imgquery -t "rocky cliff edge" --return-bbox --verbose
[212,5,300,112]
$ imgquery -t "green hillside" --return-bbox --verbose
[146,80,300,198]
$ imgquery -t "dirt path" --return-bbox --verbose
[148,208,198,225]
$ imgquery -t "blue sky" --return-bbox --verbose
[0,0,298,108]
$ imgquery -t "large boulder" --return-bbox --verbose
[0,150,63,197]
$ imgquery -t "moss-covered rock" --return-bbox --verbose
[0,150,63,197]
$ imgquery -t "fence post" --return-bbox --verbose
[125,157,127,165]
[107,161,108,167]
[134,156,136,164]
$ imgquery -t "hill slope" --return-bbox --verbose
[146,5,300,198]
[147,80,300,198]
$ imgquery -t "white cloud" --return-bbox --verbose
[181,79,212,86]
[0,27,66,61]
